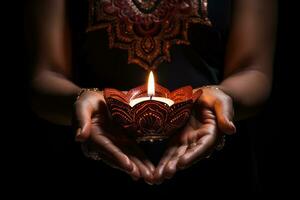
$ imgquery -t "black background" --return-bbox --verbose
[20,0,291,197]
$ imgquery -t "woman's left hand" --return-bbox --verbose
[153,107,220,184]
[197,86,236,135]
[153,86,236,184]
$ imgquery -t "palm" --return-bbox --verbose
[173,109,217,150]
[153,107,221,183]
[83,102,155,182]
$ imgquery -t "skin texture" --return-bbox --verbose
[152,87,235,184]
[153,107,219,184]
[75,91,155,182]
[28,0,277,184]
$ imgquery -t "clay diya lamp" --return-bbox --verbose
[104,72,202,142]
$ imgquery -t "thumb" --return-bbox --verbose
[214,98,236,135]
[74,102,93,142]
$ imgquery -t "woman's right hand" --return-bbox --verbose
[73,89,155,183]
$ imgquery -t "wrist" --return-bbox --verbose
[76,88,101,101]
[202,85,234,102]
[74,88,104,116]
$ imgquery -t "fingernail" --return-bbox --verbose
[82,124,89,135]
[229,121,236,133]
[149,166,155,173]
[125,160,134,173]
[76,128,82,137]
[75,128,83,142]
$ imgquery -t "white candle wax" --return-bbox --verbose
[129,96,174,107]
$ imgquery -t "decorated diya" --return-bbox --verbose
[104,72,202,142]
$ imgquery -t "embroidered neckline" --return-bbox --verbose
[87,0,211,71]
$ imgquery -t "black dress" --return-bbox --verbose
[32,0,259,196]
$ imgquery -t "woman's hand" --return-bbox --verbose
[73,90,155,183]
[153,107,221,184]
[197,86,236,135]
[153,86,236,184]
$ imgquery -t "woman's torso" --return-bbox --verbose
[44,0,258,194]
[69,0,232,90]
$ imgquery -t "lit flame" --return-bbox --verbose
[147,71,155,96]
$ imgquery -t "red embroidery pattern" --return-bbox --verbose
[87,0,211,70]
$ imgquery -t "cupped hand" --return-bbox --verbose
[197,86,236,134]
[153,107,222,184]
[73,86,236,185]
[153,86,236,184]
[73,90,155,183]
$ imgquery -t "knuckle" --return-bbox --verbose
[74,99,84,109]
[223,94,232,104]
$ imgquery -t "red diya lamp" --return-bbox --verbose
[104,72,202,142]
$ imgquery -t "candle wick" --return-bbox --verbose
[150,95,153,100]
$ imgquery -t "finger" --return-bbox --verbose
[92,134,134,173]
[98,153,121,170]
[141,160,155,184]
[214,98,236,135]
[127,145,154,184]
[82,143,124,171]
[163,145,188,180]
[128,162,141,181]
[74,101,93,141]
[128,155,153,184]
[130,145,155,174]
[144,159,155,174]
[127,153,152,183]
[98,152,139,181]
[153,145,178,184]
[177,135,215,170]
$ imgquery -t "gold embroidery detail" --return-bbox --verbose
[87,0,211,70]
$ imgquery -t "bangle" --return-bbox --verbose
[202,85,222,91]
[202,85,231,97]
[202,85,235,102]
[76,88,100,101]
